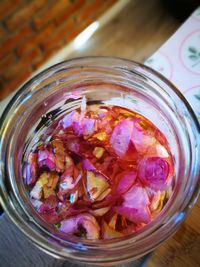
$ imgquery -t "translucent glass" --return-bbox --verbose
[0,57,199,265]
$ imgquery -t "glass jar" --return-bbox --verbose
[0,57,199,266]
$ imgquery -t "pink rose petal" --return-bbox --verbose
[38,150,56,170]
[60,213,100,239]
[23,152,38,185]
[110,119,133,158]
[82,118,95,135]
[115,184,151,224]
[23,163,32,185]
[73,118,95,136]
[62,111,79,129]
[82,159,95,171]
[131,123,157,155]
[138,157,170,191]
[115,206,151,224]
[116,170,137,194]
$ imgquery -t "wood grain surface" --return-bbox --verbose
[1,0,199,267]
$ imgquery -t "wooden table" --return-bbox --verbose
[1,0,199,267]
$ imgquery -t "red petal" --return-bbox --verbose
[138,157,170,191]
[39,202,60,224]
[66,138,80,154]
[40,208,60,224]
[44,195,58,208]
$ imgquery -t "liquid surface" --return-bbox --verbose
[23,97,174,240]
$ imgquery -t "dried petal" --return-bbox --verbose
[82,159,95,171]
[31,198,43,211]
[96,188,111,201]
[58,171,81,201]
[60,213,100,239]
[23,163,32,185]
[73,117,95,136]
[115,184,151,224]
[58,205,88,219]
[23,152,38,185]
[66,138,80,154]
[25,104,174,240]
[138,157,170,191]
[116,170,137,194]
[102,221,123,239]
[150,191,166,215]
[58,176,74,198]
[52,139,66,172]
[110,119,133,157]
[86,171,110,201]
[82,118,95,136]
[31,172,59,199]
[108,213,118,229]
[39,204,60,224]
[93,132,107,141]
[65,154,74,173]
[91,207,110,217]
[62,111,79,129]
[30,181,42,199]
[42,173,59,199]
[93,147,105,159]
[156,144,169,158]
[44,195,59,208]
[38,150,56,170]
[131,124,157,155]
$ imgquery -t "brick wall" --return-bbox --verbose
[0,0,117,100]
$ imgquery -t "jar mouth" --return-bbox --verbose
[0,56,199,264]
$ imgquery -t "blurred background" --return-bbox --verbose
[0,1,200,267]
[0,0,199,100]
[0,0,116,100]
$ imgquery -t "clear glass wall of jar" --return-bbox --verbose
[0,57,199,265]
